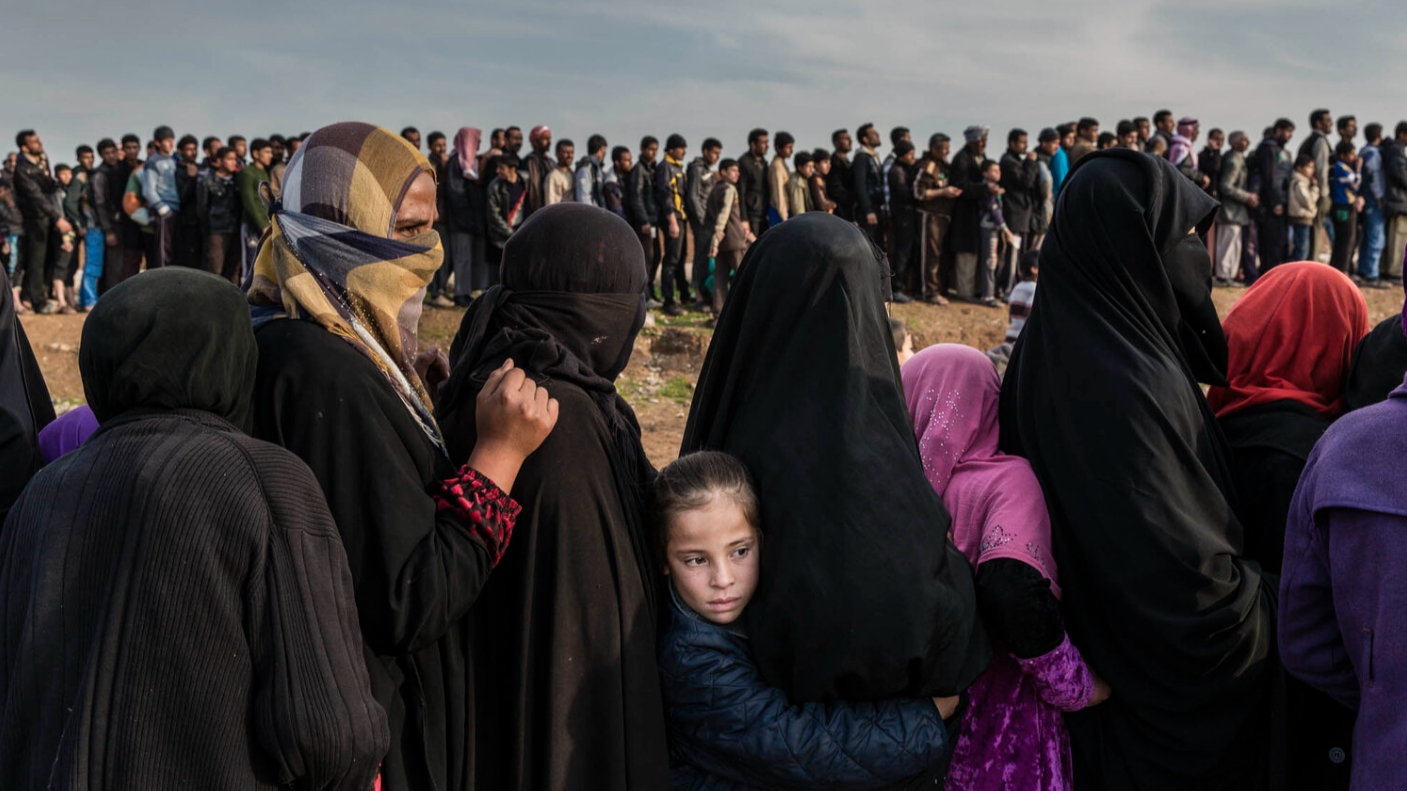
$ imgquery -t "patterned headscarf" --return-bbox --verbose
[249,121,445,449]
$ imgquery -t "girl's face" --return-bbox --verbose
[665,493,760,625]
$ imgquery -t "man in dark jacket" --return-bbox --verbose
[1255,118,1296,272]
[107,134,145,292]
[87,139,122,301]
[949,126,992,300]
[625,136,662,303]
[738,128,770,235]
[11,129,71,313]
[686,138,722,304]
[174,135,203,269]
[916,133,958,304]
[828,128,855,221]
[998,128,1039,294]
[1198,128,1225,199]
[852,123,884,245]
[886,141,919,303]
[197,146,243,284]
[655,134,692,316]
[522,125,553,218]
[1380,122,1407,283]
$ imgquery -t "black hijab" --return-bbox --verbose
[440,204,652,587]
[80,268,256,430]
[999,150,1280,790]
[681,212,990,703]
[0,266,54,519]
[436,203,669,789]
[1346,309,1407,412]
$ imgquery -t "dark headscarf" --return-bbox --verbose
[82,268,256,431]
[439,201,652,608]
[435,203,669,789]
[681,212,990,703]
[1345,286,1407,412]
[999,150,1280,790]
[0,266,54,519]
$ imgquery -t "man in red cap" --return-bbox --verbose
[523,125,553,217]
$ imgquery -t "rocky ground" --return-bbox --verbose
[21,283,1404,467]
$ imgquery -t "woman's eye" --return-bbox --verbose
[732,546,750,559]
[684,557,706,567]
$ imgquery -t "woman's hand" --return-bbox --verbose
[468,359,559,493]
[1088,674,1112,707]
[932,695,962,720]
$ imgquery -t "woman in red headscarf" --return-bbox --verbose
[1206,260,1368,791]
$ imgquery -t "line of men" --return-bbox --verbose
[1,128,302,314]
[9,110,1404,318]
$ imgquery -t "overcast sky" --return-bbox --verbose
[6,0,1404,164]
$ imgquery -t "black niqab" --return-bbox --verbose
[680,212,990,703]
[999,150,1280,790]
[0,266,54,519]
[436,203,669,790]
[81,268,256,430]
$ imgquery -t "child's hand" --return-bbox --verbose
[932,695,962,720]
[468,359,559,493]
[1088,674,1112,707]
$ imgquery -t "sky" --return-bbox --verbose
[5,0,1405,165]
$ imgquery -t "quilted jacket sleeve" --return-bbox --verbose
[658,609,950,790]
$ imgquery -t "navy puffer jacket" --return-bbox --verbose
[658,590,953,790]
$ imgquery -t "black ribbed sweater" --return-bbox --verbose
[0,408,388,790]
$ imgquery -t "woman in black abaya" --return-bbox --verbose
[680,212,990,704]
[435,203,669,790]
[999,149,1281,790]
[0,265,54,519]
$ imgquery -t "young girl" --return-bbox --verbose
[653,450,963,789]
[902,344,1108,791]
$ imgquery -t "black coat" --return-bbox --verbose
[1347,313,1407,411]
[625,160,658,228]
[0,266,53,521]
[11,155,59,228]
[737,153,768,230]
[253,319,502,791]
[852,150,883,218]
[1000,151,1280,791]
[1381,138,1407,216]
[999,150,1039,233]
[1199,147,1224,199]
[948,146,988,254]
[828,151,855,220]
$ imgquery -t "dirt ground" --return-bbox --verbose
[21,283,1406,467]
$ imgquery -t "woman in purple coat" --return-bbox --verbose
[1281,375,1407,790]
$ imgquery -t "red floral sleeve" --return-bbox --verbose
[434,466,522,566]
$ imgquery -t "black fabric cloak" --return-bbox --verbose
[1346,313,1407,412]
[0,265,54,520]
[680,212,990,703]
[998,150,1282,790]
[1219,400,1356,791]
[253,316,498,791]
[435,204,670,791]
[0,268,387,790]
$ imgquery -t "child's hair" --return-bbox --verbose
[1019,249,1040,280]
[652,451,760,555]
[888,316,909,350]
[54,163,71,175]
[1335,140,1356,159]
[1294,152,1315,170]
[982,159,1001,176]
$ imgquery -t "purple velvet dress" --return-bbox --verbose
[946,636,1095,791]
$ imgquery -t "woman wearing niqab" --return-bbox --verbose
[0,268,386,790]
[680,212,990,704]
[999,149,1282,790]
[435,203,670,790]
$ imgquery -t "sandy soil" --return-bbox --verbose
[21,283,1406,467]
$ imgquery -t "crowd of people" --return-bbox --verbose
[2,113,1407,791]
[6,108,1405,322]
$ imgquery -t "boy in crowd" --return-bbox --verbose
[701,158,753,325]
[889,317,915,367]
[987,249,1038,376]
[1288,153,1320,261]
[809,148,836,213]
[785,151,814,216]
[544,139,575,206]
[197,146,243,284]
[978,160,1013,307]
[1328,141,1363,275]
